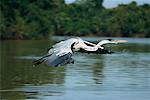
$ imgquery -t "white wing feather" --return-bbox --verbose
[48,38,77,56]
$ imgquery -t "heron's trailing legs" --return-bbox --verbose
[33,54,52,66]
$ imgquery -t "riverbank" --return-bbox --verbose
[1,1,149,40]
[0,33,149,40]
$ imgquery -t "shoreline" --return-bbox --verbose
[0,35,149,41]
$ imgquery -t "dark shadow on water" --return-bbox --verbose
[90,55,105,84]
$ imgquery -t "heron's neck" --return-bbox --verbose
[96,41,105,47]
[95,41,107,49]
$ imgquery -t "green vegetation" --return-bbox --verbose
[0,0,150,39]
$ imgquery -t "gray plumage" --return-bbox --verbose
[33,37,127,67]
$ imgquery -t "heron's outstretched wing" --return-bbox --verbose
[44,52,74,67]
[33,39,76,67]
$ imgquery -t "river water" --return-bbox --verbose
[0,37,150,100]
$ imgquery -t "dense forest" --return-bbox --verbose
[0,0,150,39]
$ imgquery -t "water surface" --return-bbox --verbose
[0,37,150,100]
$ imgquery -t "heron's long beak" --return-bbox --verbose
[111,40,128,43]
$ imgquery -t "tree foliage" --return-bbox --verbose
[0,0,149,39]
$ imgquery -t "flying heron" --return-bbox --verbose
[33,37,127,67]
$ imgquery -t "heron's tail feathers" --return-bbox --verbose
[33,54,51,66]
[33,57,45,66]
